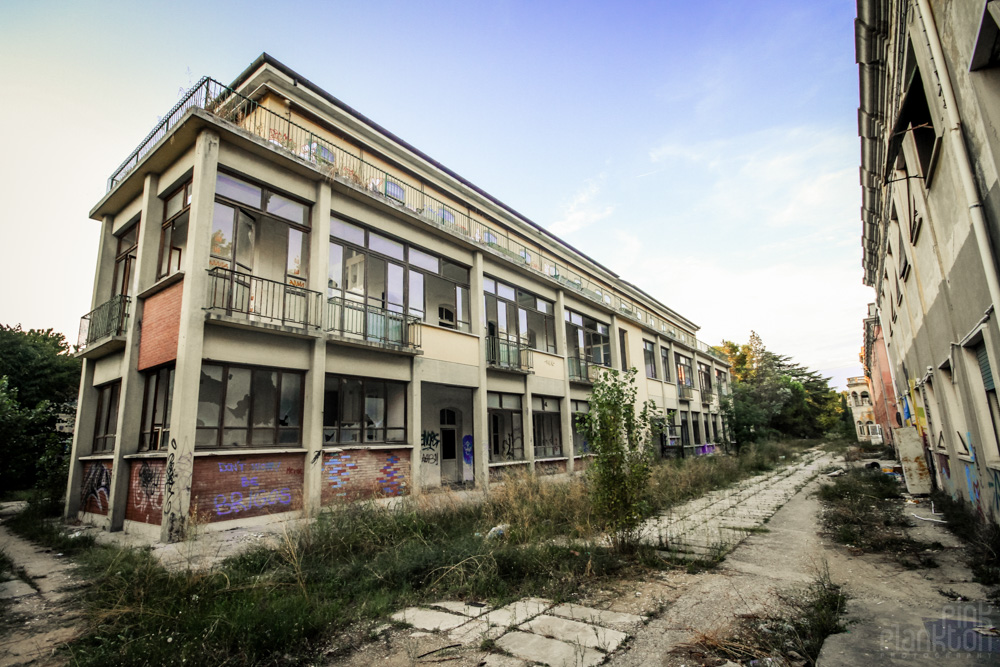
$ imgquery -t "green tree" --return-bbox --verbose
[579,367,659,553]
[0,325,81,409]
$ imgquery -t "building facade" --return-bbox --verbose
[857,1,1000,519]
[67,55,731,542]
[863,302,900,447]
[846,375,878,443]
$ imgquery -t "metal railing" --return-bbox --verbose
[108,77,728,361]
[701,386,713,403]
[206,267,322,327]
[78,294,131,349]
[678,384,694,401]
[324,297,421,350]
[486,337,533,371]
[568,356,607,383]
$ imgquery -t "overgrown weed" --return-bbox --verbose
[5,497,95,555]
[931,491,1000,585]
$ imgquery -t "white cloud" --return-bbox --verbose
[548,176,614,236]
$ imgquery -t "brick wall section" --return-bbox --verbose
[190,453,305,523]
[489,462,530,483]
[138,280,183,371]
[80,461,113,515]
[125,459,165,525]
[573,456,592,473]
[321,449,410,504]
[536,459,568,476]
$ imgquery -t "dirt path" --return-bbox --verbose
[0,508,86,667]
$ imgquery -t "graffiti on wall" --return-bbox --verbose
[421,430,440,465]
[324,453,357,497]
[162,439,193,541]
[81,463,112,513]
[212,461,292,516]
[462,435,474,465]
[986,467,1000,517]
[132,461,163,513]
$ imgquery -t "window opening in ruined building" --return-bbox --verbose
[571,399,589,455]
[92,381,121,453]
[139,365,174,451]
[322,374,406,444]
[532,396,562,459]
[565,310,611,379]
[660,346,672,383]
[970,1,1000,71]
[698,362,712,393]
[676,354,693,387]
[487,392,523,462]
[485,278,556,355]
[159,182,190,279]
[619,329,629,371]
[113,220,139,299]
[643,340,657,379]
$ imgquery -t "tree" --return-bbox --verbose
[579,367,660,553]
[0,325,81,495]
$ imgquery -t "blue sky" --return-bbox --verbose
[0,0,869,388]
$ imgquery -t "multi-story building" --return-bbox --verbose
[846,374,878,443]
[863,302,900,447]
[857,1,1000,518]
[66,54,730,542]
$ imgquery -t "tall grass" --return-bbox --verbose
[931,491,1000,585]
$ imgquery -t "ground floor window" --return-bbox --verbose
[323,374,406,444]
[532,396,562,458]
[139,365,174,451]
[93,381,121,453]
[196,363,303,448]
[571,399,589,455]
[488,392,523,462]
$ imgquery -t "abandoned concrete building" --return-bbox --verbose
[857,0,1000,520]
[846,374,878,444]
[66,54,731,542]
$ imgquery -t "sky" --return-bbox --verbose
[0,0,871,390]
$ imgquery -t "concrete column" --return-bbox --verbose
[610,314,623,372]
[160,129,220,543]
[65,215,117,519]
[107,172,162,531]
[302,180,331,516]
[408,371,423,494]
[524,375,535,472]
[470,251,489,487]
[555,290,574,472]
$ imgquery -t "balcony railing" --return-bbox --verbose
[486,337,532,372]
[678,384,694,401]
[324,297,421,350]
[78,294,131,349]
[206,267,322,328]
[109,76,729,362]
[701,386,713,403]
[567,356,606,383]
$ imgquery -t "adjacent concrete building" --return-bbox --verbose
[857,1,1000,519]
[846,374,878,443]
[863,302,900,447]
[67,55,731,542]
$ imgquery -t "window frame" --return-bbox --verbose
[92,381,121,454]
[139,364,175,452]
[643,340,658,379]
[322,373,407,445]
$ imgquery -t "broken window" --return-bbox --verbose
[643,340,658,379]
[196,363,303,449]
[92,381,121,453]
[676,354,694,387]
[571,399,589,456]
[487,392,524,462]
[485,279,555,354]
[565,310,610,374]
[159,182,190,279]
[323,374,406,444]
[139,365,174,451]
[531,396,562,459]
[660,346,672,383]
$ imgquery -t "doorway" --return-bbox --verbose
[440,408,460,483]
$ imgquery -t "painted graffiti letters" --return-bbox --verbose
[211,459,295,516]
[81,463,112,513]
[421,430,440,465]
[131,461,163,514]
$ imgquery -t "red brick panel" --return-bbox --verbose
[537,459,568,475]
[80,461,113,515]
[321,449,410,505]
[190,453,305,523]
[125,459,165,525]
[138,281,183,371]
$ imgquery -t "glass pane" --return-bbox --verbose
[164,189,184,219]
[328,243,343,297]
[118,224,138,251]
[223,428,248,447]
[252,428,276,445]
[369,232,404,260]
[217,173,261,208]
[234,210,254,272]
[279,428,299,444]
[457,286,469,328]
[441,260,469,284]
[426,274,456,327]
[251,370,278,428]
[342,379,363,424]
[279,374,301,427]
[266,192,307,225]
[331,217,365,245]
[386,383,405,431]
[483,277,496,294]
[197,365,224,428]
[162,368,174,429]
[344,248,366,301]
[211,203,235,261]
[408,270,424,318]
[517,291,535,308]
[323,375,341,428]
[287,228,308,280]
[364,382,385,441]
[537,298,552,314]
[368,256,386,307]
[196,428,218,448]
[410,247,439,273]
[387,263,404,310]
[105,384,120,435]
[224,368,251,427]
[497,282,515,301]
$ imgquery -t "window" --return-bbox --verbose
[139,365,174,451]
[329,220,471,334]
[158,182,190,279]
[679,411,690,448]
[532,396,562,459]
[619,329,629,371]
[715,369,728,395]
[643,340,658,379]
[660,347,672,383]
[212,173,311,287]
[113,222,138,299]
[323,374,406,444]
[93,382,121,453]
[971,1,1000,70]
[676,354,693,387]
[571,399,589,455]
[564,310,610,368]
[196,363,303,448]
[484,279,556,354]
[898,228,910,282]
[698,363,712,392]
[487,392,523,462]
[974,341,1000,460]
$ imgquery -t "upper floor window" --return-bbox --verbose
[643,340,657,379]
[660,346,672,383]
[158,182,190,279]
[564,310,610,366]
[113,221,139,299]
[93,381,121,453]
[329,218,471,332]
[211,173,312,287]
[698,362,712,391]
[484,278,556,353]
[139,365,174,451]
[619,329,629,371]
[676,354,693,387]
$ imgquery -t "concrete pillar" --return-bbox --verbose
[470,251,489,487]
[302,180,331,516]
[610,314,622,372]
[524,375,535,473]
[555,289,574,472]
[65,214,117,520]
[408,372,423,494]
[160,129,219,543]
[107,172,162,531]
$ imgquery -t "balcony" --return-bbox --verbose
[486,337,532,373]
[567,356,605,383]
[701,386,713,404]
[206,267,322,329]
[325,297,421,352]
[678,384,694,401]
[77,294,131,357]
